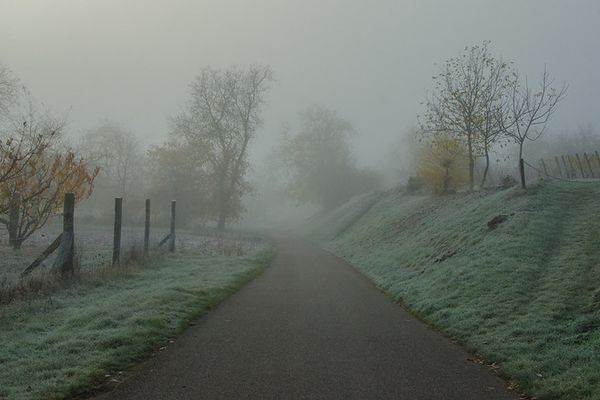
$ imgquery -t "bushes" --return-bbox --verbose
[418,135,468,194]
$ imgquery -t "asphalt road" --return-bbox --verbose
[92,236,519,400]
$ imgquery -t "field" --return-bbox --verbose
[0,224,272,400]
[305,181,600,400]
[0,220,262,288]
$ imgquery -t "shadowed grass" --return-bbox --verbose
[306,182,600,400]
[0,249,273,400]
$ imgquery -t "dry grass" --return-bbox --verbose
[0,223,266,305]
[0,244,164,306]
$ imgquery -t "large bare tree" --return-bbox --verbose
[420,42,512,190]
[172,65,273,230]
[273,105,380,209]
[78,121,145,200]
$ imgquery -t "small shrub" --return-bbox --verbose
[405,176,424,194]
[418,135,468,194]
[500,175,517,189]
[121,243,144,265]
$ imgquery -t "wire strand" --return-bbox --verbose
[523,159,600,184]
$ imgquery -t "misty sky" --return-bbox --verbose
[1,0,599,167]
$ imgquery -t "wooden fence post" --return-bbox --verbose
[169,200,176,253]
[596,151,600,176]
[584,153,595,178]
[52,193,75,276]
[144,199,150,257]
[561,155,570,179]
[113,198,122,265]
[519,158,526,189]
[575,153,586,178]
[555,156,563,178]
[540,159,548,176]
[567,156,576,179]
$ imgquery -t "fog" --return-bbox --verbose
[2,1,598,159]
[1,0,600,226]
[4,3,600,397]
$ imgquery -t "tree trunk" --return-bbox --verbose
[8,193,21,250]
[467,134,474,191]
[217,210,227,230]
[480,149,490,189]
[518,142,526,189]
[217,192,228,231]
[216,177,229,231]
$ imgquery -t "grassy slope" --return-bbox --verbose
[306,182,600,400]
[0,249,272,400]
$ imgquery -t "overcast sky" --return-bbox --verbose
[1,0,599,166]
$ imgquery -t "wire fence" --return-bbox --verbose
[524,151,600,183]
[22,195,176,277]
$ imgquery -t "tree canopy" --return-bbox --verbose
[275,105,380,210]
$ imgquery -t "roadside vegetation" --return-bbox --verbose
[0,246,272,400]
[305,181,600,400]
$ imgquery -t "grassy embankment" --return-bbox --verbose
[0,248,273,400]
[305,182,600,400]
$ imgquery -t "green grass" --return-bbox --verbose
[0,249,273,400]
[305,182,600,400]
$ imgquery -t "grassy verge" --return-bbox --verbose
[0,248,273,400]
[305,182,600,400]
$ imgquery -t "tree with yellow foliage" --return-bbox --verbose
[418,135,468,194]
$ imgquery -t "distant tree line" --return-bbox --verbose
[0,41,575,249]
[272,105,380,210]
[0,62,276,251]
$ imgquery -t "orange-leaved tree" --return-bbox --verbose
[0,108,98,249]
[0,148,98,249]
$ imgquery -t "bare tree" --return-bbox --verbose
[0,89,58,197]
[273,105,380,209]
[420,41,512,190]
[478,62,514,187]
[78,121,145,199]
[147,139,213,226]
[172,65,273,230]
[500,67,568,188]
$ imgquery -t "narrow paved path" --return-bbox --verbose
[93,236,519,400]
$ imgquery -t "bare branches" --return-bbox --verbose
[420,42,568,191]
[419,41,513,189]
[171,65,273,229]
[0,104,97,249]
[0,63,19,117]
[502,67,568,146]
[78,121,144,198]
[499,66,568,188]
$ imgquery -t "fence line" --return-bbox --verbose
[524,150,600,184]
[21,195,177,277]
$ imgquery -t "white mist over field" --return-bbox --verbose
[1,0,599,166]
[1,0,599,228]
